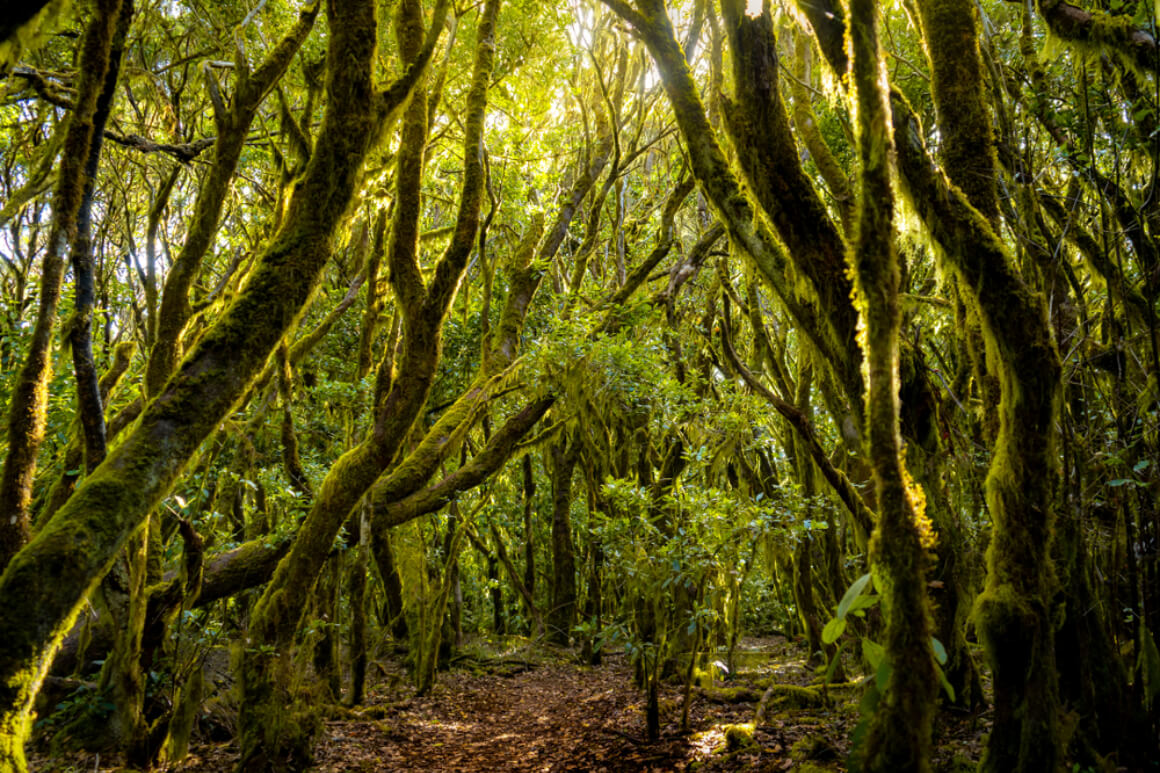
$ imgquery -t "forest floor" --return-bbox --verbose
[33,635,987,772]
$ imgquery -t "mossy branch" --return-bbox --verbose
[144,3,320,396]
[0,0,381,765]
[0,0,125,583]
[719,298,875,540]
[597,0,852,415]
[376,397,553,528]
[1038,0,1159,76]
[719,2,862,411]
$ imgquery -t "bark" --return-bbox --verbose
[719,0,862,412]
[596,0,851,408]
[0,0,432,765]
[522,455,536,625]
[143,4,321,396]
[67,0,133,475]
[372,532,409,641]
[913,0,999,223]
[845,0,937,767]
[548,438,579,645]
[0,0,124,577]
[788,0,1066,763]
[346,508,369,706]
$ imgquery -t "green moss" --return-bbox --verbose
[891,74,1063,771]
[791,734,839,761]
[723,723,756,751]
[915,0,999,222]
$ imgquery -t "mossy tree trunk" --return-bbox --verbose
[844,0,938,768]
[548,438,578,645]
[717,0,862,415]
[372,532,410,642]
[235,1,494,767]
[346,507,369,706]
[596,0,857,419]
[891,80,1064,773]
[0,0,125,576]
[0,0,441,768]
[786,0,1066,764]
[522,455,536,633]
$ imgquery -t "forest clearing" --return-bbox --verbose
[1,0,1159,770]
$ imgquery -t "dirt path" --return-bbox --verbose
[41,637,983,771]
[312,658,706,772]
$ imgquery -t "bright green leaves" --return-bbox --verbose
[822,571,879,646]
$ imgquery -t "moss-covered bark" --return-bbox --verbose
[0,0,427,766]
[235,1,489,767]
[845,0,938,767]
[1037,0,1159,76]
[892,87,1063,773]
[788,33,853,230]
[596,0,853,411]
[548,438,579,645]
[0,0,124,579]
[96,526,149,757]
[143,4,320,396]
[68,0,132,476]
[718,1,862,413]
[913,0,998,223]
[346,508,369,706]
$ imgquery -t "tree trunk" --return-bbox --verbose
[845,0,938,767]
[548,440,578,645]
[0,0,126,576]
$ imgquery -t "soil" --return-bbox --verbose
[30,636,988,772]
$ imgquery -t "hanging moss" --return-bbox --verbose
[1037,0,1159,79]
[892,75,1064,773]
[914,0,999,223]
[844,0,938,767]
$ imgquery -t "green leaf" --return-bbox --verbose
[822,616,847,645]
[931,637,948,665]
[837,572,872,620]
[861,637,885,670]
[936,664,956,703]
[847,594,880,613]
[875,660,891,692]
[1108,478,1135,487]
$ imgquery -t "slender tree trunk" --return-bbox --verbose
[373,531,410,641]
[522,454,537,632]
[0,0,125,575]
[347,507,369,706]
[845,0,938,767]
[548,439,578,645]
